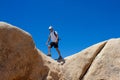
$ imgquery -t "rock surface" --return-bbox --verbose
[0,22,120,80]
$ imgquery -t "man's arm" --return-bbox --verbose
[55,32,59,43]
[46,35,51,45]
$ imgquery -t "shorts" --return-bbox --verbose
[50,42,58,48]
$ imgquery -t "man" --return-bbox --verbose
[46,26,62,60]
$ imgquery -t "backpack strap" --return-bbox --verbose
[54,31,60,41]
[54,31,57,37]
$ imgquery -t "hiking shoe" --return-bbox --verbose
[58,56,63,60]
[47,54,51,57]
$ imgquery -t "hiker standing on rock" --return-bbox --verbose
[46,26,63,60]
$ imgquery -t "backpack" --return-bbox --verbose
[54,31,60,41]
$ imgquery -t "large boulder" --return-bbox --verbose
[83,38,120,80]
[63,38,120,80]
[0,22,63,80]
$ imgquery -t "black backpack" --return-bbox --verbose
[54,31,60,41]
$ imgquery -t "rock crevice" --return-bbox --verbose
[80,41,107,80]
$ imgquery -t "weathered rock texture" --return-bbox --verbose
[0,22,120,80]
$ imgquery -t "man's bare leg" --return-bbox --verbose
[56,48,62,59]
[47,46,51,57]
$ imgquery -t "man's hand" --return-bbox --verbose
[46,42,48,46]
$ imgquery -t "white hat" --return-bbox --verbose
[48,26,53,30]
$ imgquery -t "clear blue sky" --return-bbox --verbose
[0,0,120,59]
